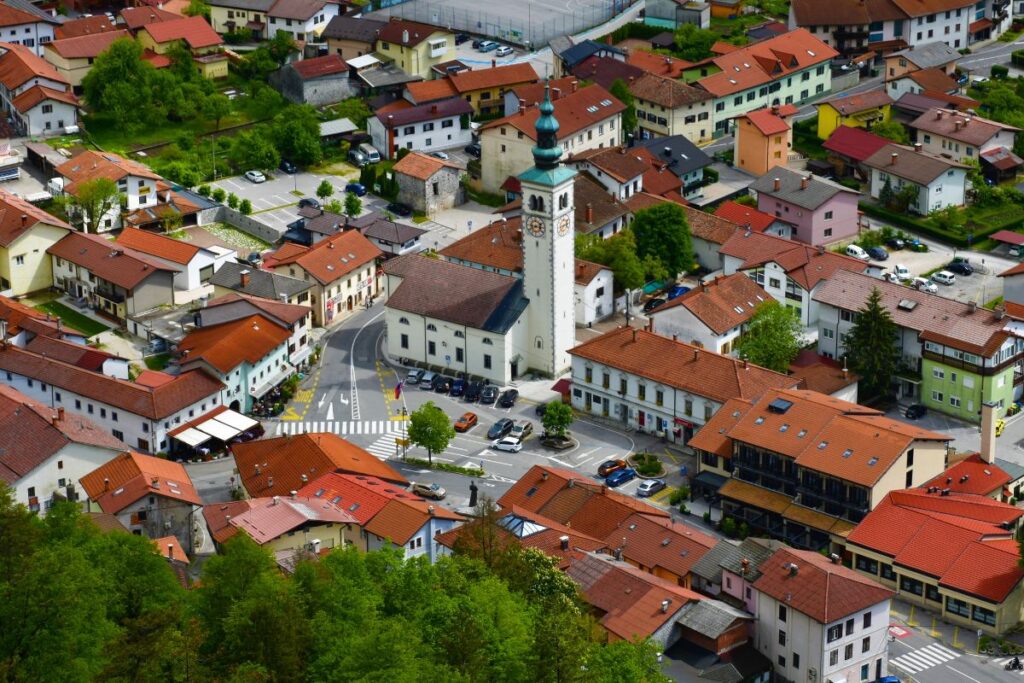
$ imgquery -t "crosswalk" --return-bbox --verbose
[273,420,405,437]
[890,643,961,674]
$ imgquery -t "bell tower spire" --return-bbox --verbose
[532,82,562,171]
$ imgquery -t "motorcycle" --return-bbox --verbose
[1006,657,1023,671]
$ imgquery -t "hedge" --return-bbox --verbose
[860,202,1024,248]
[1013,49,1024,67]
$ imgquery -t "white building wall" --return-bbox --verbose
[267,4,340,42]
[650,305,743,355]
[0,21,55,56]
[370,113,473,159]
[364,516,461,562]
[569,159,642,199]
[12,442,124,515]
[575,268,614,326]
[869,167,966,213]
[16,99,77,136]
[710,64,831,136]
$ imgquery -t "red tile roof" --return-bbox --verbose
[924,454,1014,498]
[753,547,894,622]
[298,472,420,524]
[46,232,177,290]
[508,76,580,109]
[54,15,118,40]
[0,41,69,90]
[847,489,1024,602]
[569,327,799,403]
[404,78,459,103]
[45,29,130,59]
[229,495,359,545]
[739,105,796,136]
[714,200,776,232]
[10,84,78,113]
[698,29,837,98]
[24,334,116,371]
[291,53,348,79]
[905,67,958,93]
[233,433,408,497]
[480,84,625,141]
[569,146,649,183]
[0,187,70,246]
[376,17,446,48]
[627,49,692,78]
[392,151,462,181]
[446,62,539,94]
[363,497,463,546]
[267,229,381,286]
[57,150,161,193]
[604,512,717,579]
[648,272,770,333]
[79,451,202,513]
[719,229,868,290]
[0,295,71,337]
[178,314,291,374]
[819,89,894,115]
[114,227,202,265]
[202,499,253,544]
[141,16,222,49]
[822,125,891,162]
[119,6,179,30]
[0,2,44,27]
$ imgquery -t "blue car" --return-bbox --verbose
[667,284,691,300]
[605,467,637,488]
[866,246,888,261]
[345,182,367,196]
[450,378,466,397]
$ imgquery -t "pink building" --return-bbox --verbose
[749,167,860,246]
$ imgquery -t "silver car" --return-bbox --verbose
[510,420,533,440]
[493,436,523,453]
[636,479,667,498]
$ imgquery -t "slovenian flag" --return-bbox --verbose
[395,381,403,399]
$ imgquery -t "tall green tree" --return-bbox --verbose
[203,93,232,131]
[81,37,157,131]
[183,0,210,18]
[843,287,900,400]
[273,105,323,167]
[630,203,694,278]
[609,79,637,142]
[672,24,717,61]
[69,177,122,234]
[343,192,362,222]
[408,400,455,464]
[230,129,280,171]
[316,179,335,201]
[871,120,910,144]
[541,401,574,438]
[576,231,645,290]
[735,300,801,373]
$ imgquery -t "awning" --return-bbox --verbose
[174,427,212,448]
[692,470,727,490]
[196,418,238,442]
[970,18,993,32]
[213,410,259,432]
[551,378,572,394]
[719,478,791,514]
[250,364,294,398]
[170,407,255,446]
[246,20,265,29]
[674,417,694,427]
[991,230,1024,246]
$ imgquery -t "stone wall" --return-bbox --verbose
[270,66,358,107]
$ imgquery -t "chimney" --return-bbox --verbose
[693,348,699,361]
[267,476,274,488]
[890,153,898,166]
[559,535,570,550]
[290,490,297,499]
[914,143,922,152]
[800,175,810,190]
[571,80,578,93]
[743,358,749,369]
[830,553,841,564]
[771,103,779,115]
[151,477,159,489]
[401,29,409,43]
[632,329,637,343]
[936,110,943,120]
[955,120,963,131]
[660,599,671,613]
[672,334,678,342]
[981,401,997,464]
[968,301,977,313]
[741,558,750,574]
[239,270,250,288]
[20,214,27,226]
[272,495,279,505]
[167,544,173,559]
[773,177,781,192]
[103,477,109,491]
[431,104,437,113]
[552,88,561,100]
[586,203,593,223]
[428,505,435,515]
[300,473,308,482]
[996,305,1006,320]
[788,562,798,576]
[57,407,64,421]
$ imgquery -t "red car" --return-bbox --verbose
[598,459,628,477]
[454,412,478,432]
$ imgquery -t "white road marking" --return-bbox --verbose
[325,402,334,421]
[474,455,513,467]
[946,665,984,683]
[349,310,384,420]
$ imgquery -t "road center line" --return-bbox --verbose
[349,310,384,421]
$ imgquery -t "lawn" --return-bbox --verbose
[144,353,172,371]
[34,301,110,338]
[202,223,272,251]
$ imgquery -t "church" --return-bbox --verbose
[382,86,577,384]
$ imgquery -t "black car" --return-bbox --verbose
[465,381,483,402]
[298,197,320,210]
[244,251,262,266]
[471,38,485,49]
[464,142,481,158]
[498,389,518,408]
[450,378,466,397]
[643,298,665,313]
[946,259,973,275]
[279,159,297,174]
[487,418,514,440]
[435,376,455,393]
[905,404,928,420]
[535,402,548,417]
[455,32,471,44]
[386,202,413,218]
[481,385,499,404]
[885,237,905,250]
[866,246,888,261]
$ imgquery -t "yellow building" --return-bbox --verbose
[375,18,453,80]
[137,15,228,79]
[212,495,359,555]
[815,89,894,140]
[43,30,131,91]
[710,0,744,18]
[206,0,273,38]
[405,62,539,117]
[0,189,72,297]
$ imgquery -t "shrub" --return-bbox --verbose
[992,64,1009,80]
[632,452,663,477]
[239,199,252,214]
[679,503,689,515]
[396,147,411,160]
[227,193,239,209]
[703,511,712,523]
[197,184,211,197]
[669,486,690,505]
[738,522,750,540]
[211,187,226,203]
[720,516,737,538]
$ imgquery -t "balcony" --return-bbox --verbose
[834,26,870,39]
[95,288,125,304]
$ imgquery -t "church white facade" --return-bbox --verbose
[382,86,577,384]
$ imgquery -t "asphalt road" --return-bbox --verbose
[888,621,1024,683]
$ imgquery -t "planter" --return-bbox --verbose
[540,434,576,451]
[628,453,666,478]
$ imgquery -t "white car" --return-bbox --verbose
[932,270,956,286]
[913,277,938,293]
[493,436,523,453]
[845,244,869,260]
[495,45,514,57]
[244,170,266,183]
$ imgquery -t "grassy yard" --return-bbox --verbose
[202,223,272,251]
[81,111,252,155]
[34,301,110,337]
[144,353,172,371]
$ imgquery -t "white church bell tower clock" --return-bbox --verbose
[519,83,576,377]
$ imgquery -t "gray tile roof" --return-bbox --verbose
[676,599,751,639]
[209,262,312,299]
[321,15,386,42]
[360,218,427,245]
[893,42,959,70]
[690,537,778,584]
[749,167,857,211]
[636,135,712,176]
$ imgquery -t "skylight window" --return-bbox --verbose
[868,457,878,466]
[734,306,744,313]
[818,441,828,450]
[331,496,342,504]
[600,99,613,106]
[797,429,807,437]
[842,449,853,458]
[779,423,789,432]
[587,105,599,113]
[729,79,738,84]
[755,416,765,425]
[807,50,816,56]
[314,488,325,497]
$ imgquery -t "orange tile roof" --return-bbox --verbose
[47,231,176,290]
[10,84,78,113]
[392,151,461,181]
[847,489,1024,602]
[404,78,458,103]
[753,547,894,623]
[80,451,202,513]
[440,215,524,272]
[57,150,161,193]
[298,472,421,524]
[364,497,463,545]
[0,295,70,337]
[649,272,769,333]
[202,499,253,544]
[268,229,381,286]
[720,229,868,290]
[178,314,291,374]
[0,187,70,246]
[120,6,179,29]
[153,535,189,563]
[626,49,692,78]
[698,29,837,98]
[141,16,222,49]
[114,227,202,265]
[233,433,408,497]
[569,146,649,183]
[604,512,717,579]
[714,200,776,232]
[569,327,799,403]
[688,397,752,457]
[446,62,539,94]
[480,83,625,141]
[229,495,359,545]
[0,41,69,90]
[54,15,117,39]
[924,454,1014,497]
[787,350,859,396]
[0,2,45,27]
[905,67,958,93]
[45,29,130,59]
[738,105,796,136]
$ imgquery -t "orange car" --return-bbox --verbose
[454,412,478,432]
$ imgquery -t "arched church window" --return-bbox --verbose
[535,337,544,349]
[399,317,409,325]
[528,195,545,211]
[482,338,493,345]
[558,193,568,210]
[426,323,437,331]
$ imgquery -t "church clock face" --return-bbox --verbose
[526,216,546,238]
[556,216,571,236]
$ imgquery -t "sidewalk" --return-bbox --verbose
[890,598,1024,656]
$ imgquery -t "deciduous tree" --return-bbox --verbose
[408,400,455,464]
[672,24,717,62]
[70,177,122,234]
[629,203,694,278]
[316,179,334,201]
[609,79,637,141]
[843,287,900,400]
[343,192,362,222]
[735,299,801,372]
[871,120,910,144]
[541,401,574,438]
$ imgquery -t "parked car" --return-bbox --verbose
[907,239,928,252]
[481,385,499,404]
[636,479,667,497]
[411,482,446,500]
[643,298,665,313]
[357,143,381,163]
[279,159,297,174]
[454,412,478,432]
[454,32,471,44]
[433,376,454,393]
[464,142,481,157]
[386,202,413,218]
[429,151,449,160]
[598,459,628,477]
[905,404,927,419]
[344,182,367,196]
[298,197,320,209]
[866,246,888,261]
[244,251,263,267]
[996,418,1007,437]
[932,270,956,286]
[1011,245,1023,258]
[477,40,499,52]
[471,38,485,49]
[488,418,514,440]
[946,259,973,275]
[450,378,466,397]
[535,402,548,417]
[498,389,518,407]
[885,237,905,250]
[419,370,437,387]
[605,467,637,488]
[495,45,513,57]
[405,368,424,385]
[845,244,870,260]
[510,420,533,440]
[887,264,911,282]
[493,436,523,453]
[912,277,938,293]
[348,149,368,167]
[465,381,483,402]
[667,284,690,300]
[244,170,266,183]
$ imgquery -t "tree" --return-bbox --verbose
[227,192,239,209]
[576,231,645,290]
[735,300,801,372]
[343,192,362,221]
[273,105,323,167]
[229,129,280,171]
[211,187,226,203]
[70,177,122,234]
[895,183,919,212]
[630,203,694,277]
[316,179,335,201]
[878,177,895,208]
[609,79,637,142]
[203,93,232,131]
[239,199,253,215]
[672,24,717,62]
[871,120,910,144]
[408,400,455,464]
[81,37,157,131]
[268,30,295,64]
[541,401,574,438]
[331,97,373,129]
[930,205,965,233]
[182,0,210,18]
[843,287,900,400]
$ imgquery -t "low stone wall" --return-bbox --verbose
[215,206,286,243]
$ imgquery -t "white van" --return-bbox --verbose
[845,244,869,260]
[357,143,381,163]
